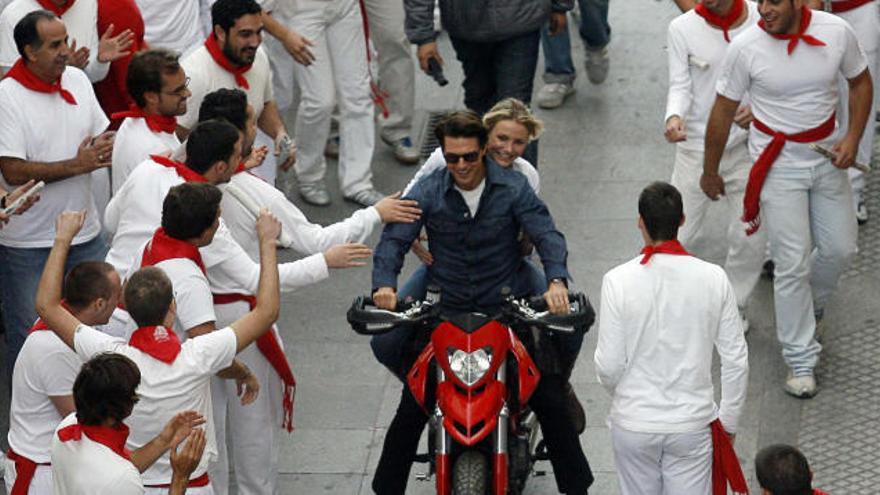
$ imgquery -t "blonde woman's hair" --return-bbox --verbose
[482,98,544,141]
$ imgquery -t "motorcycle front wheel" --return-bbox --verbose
[452,450,488,495]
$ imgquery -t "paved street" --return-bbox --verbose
[2,1,880,494]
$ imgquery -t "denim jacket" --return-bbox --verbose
[372,159,569,312]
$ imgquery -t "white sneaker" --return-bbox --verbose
[584,46,610,84]
[783,372,817,399]
[536,82,575,109]
[856,201,868,225]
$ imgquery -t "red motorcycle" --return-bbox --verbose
[348,290,594,495]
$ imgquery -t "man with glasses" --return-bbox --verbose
[111,48,190,194]
[369,110,593,495]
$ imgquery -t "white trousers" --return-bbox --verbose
[290,0,376,196]
[670,142,766,308]
[208,302,284,495]
[92,167,110,228]
[610,425,712,495]
[4,456,53,495]
[761,162,857,375]
[144,485,214,495]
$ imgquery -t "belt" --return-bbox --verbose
[145,471,210,488]
[7,449,50,495]
[829,0,873,13]
[742,113,836,235]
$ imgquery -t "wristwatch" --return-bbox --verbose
[550,278,567,287]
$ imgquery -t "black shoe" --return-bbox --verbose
[565,382,586,434]
[762,260,775,280]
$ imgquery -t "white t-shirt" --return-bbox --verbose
[0,0,109,82]
[595,253,749,434]
[665,2,759,152]
[73,323,237,485]
[406,147,540,196]
[51,413,144,495]
[8,330,82,463]
[716,11,868,168]
[105,158,329,295]
[0,67,108,248]
[179,44,274,129]
[135,0,203,57]
[111,117,181,194]
[220,171,381,259]
[455,180,485,217]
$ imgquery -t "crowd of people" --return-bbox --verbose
[0,0,872,493]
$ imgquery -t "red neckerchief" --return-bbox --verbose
[639,240,691,265]
[30,300,73,333]
[710,420,748,495]
[695,0,745,42]
[4,59,76,105]
[813,490,829,495]
[57,419,132,461]
[140,227,206,275]
[129,325,181,364]
[150,154,208,183]
[213,293,297,432]
[743,113,836,235]
[36,0,74,17]
[204,34,251,89]
[759,6,826,55]
[111,105,177,134]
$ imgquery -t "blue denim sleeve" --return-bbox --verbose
[372,182,430,291]
[552,0,575,12]
[513,182,570,282]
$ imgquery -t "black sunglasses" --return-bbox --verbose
[443,151,480,164]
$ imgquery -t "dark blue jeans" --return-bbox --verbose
[541,0,611,83]
[0,234,108,380]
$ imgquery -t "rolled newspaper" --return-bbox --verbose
[809,143,871,173]
[224,183,293,247]
[688,55,710,70]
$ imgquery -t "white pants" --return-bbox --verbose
[670,142,766,308]
[92,168,110,228]
[144,485,214,495]
[290,0,376,196]
[209,302,284,495]
[610,425,712,495]
[761,162,857,375]
[4,456,53,494]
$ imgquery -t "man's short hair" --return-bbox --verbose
[63,261,117,311]
[74,353,141,426]
[185,119,240,175]
[638,181,683,242]
[755,445,813,495]
[162,182,222,240]
[124,267,174,327]
[211,0,262,33]
[435,111,488,150]
[14,10,56,59]
[126,49,182,108]
[197,88,248,131]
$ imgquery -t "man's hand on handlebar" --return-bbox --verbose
[544,280,571,315]
[373,287,397,311]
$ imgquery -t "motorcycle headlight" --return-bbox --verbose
[448,347,492,386]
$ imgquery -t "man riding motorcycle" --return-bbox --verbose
[370,111,593,494]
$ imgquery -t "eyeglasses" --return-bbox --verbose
[443,151,480,164]
[163,77,191,97]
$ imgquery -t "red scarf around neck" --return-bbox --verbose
[759,6,826,55]
[129,325,181,364]
[29,300,72,333]
[710,420,748,495]
[36,0,74,17]
[57,419,132,461]
[141,227,206,275]
[695,0,745,42]
[4,59,76,105]
[150,154,208,184]
[639,239,691,265]
[112,105,177,134]
[204,34,251,89]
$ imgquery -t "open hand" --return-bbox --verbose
[54,211,86,242]
[158,410,206,449]
[323,242,372,268]
[283,30,315,66]
[256,209,282,243]
[97,24,134,64]
[68,39,90,69]
[374,192,421,224]
[170,429,206,480]
[410,235,433,265]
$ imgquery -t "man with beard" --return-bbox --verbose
[704,0,872,397]
[180,0,293,184]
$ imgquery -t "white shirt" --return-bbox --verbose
[105,157,329,294]
[8,330,81,463]
[220,171,381,259]
[135,0,203,57]
[179,44,274,130]
[594,253,749,434]
[0,67,108,248]
[665,2,759,152]
[406,147,540,196]
[455,180,485,217]
[111,117,181,194]
[51,413,144,495]
[73,323,237,485]
[834,1,879,54]
[0,0,109,82]
[716,11,868,168]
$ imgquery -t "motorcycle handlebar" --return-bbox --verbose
[517,292,595,334]
[346,296,433,335]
